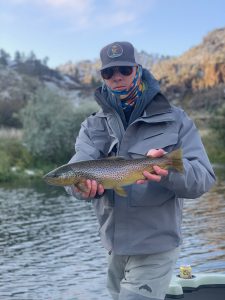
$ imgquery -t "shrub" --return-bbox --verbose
[202,133,225,163]
[0,138,34,182]
[0,149,11,181]
[209,103,225,147]
[20,87,98,164]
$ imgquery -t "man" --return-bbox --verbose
[67,41,216,300]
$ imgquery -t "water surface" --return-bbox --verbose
[0,169,224,300]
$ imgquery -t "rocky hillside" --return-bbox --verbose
[0,58,84,127]
[0,27,224,128]
[57,53,171,85]
[57,28,225,111]
[152,28,225,107]
[153,28,225,87]
[57,59,101,85]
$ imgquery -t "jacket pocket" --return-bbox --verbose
[128,132,178,157]
[89,124,112,156]
[89,122,119,157]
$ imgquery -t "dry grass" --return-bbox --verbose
[199,129,210,137]
[0,128,23,140]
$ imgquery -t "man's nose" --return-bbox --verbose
[112,70,123,80]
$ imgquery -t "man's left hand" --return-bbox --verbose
[136,149,168,184]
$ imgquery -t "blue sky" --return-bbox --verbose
[0,0,224,68]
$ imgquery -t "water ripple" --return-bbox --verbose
[0,180,225,299]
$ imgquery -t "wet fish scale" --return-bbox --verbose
[43,149,183,197]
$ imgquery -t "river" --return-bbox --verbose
[0,168,225,300]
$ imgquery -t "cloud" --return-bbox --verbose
[6,0,93,13]
[45,0,95,29]
[39,0,140,31]
[94,0,156,30]
[45,0,93,11]
[3,0,94,30]
[95,11,136,28]
[5,0,155,32]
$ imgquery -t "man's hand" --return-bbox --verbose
[74,179,104,199]
[136,149,168,184]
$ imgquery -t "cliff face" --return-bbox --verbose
[57,53,171,85]
[152,28,225,100]
[57,28,225,111]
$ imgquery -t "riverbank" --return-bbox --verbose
[0,133,57,184]
[0,127,224,185]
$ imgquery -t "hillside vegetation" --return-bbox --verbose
[0,28,224,183]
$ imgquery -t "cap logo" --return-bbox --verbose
[107,44,123,58]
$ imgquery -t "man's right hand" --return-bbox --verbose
[74,179,104,199]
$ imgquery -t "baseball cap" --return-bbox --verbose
[100,41,137,70]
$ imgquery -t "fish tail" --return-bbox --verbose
[167,149,184,173]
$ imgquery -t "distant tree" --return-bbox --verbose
[20,52,26,62]
[20,87,97,163]
[27,51,37,61]
[42,56,49,66]
[14,51,22,63]
[74,68,81,82]
[0,49,10,66]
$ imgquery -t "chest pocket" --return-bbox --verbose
[88,118,114,157]
[127,123,179,206]
[128,123,178,158]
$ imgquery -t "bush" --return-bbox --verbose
[0,138,33,182]
[0,98,25,128]
[0,70,41,128]
[202,131,225,163]
[0,149,11,181]
[209,103,225,147]
[20,87,98,164]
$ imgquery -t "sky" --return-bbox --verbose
[0,0,225,68]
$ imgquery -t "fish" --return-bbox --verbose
[43,148,183,197]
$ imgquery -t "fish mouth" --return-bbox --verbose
[43,174,56,185]
[43,169,75,186]
[43,171,59,184]
[43,175,64,186]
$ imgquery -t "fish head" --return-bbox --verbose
[43,164,76,186]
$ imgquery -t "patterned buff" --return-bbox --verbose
[108,66,145,117]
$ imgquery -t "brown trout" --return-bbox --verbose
[43,149,183,197]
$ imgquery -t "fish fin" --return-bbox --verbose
[167,149,184,173]
[114,186,127,197]
[106,156,127,160]
[93,156,126,161]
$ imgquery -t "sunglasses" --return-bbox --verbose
[101,66,134,80]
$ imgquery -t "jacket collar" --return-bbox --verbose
[143,92,172,117]
[95,92,172,119]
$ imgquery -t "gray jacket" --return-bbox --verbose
[67,70,216,255]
